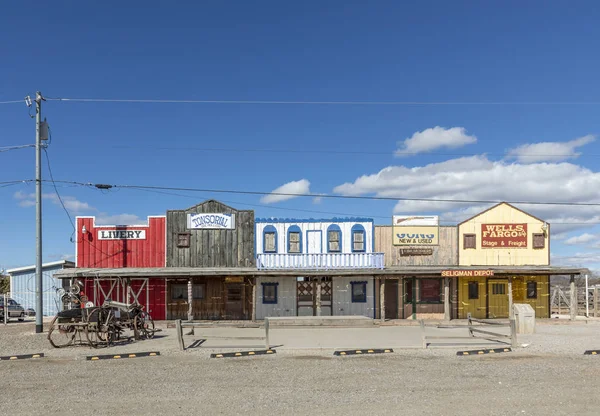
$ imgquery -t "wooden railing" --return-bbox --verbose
[256,252,385,270]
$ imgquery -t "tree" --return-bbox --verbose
[0,274,8,294]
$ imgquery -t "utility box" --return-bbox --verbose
[513,303,535,334]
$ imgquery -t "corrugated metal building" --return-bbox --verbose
[7,260,75,316]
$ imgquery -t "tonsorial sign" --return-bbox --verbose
[98,230,146,240]
[187,213,235,230]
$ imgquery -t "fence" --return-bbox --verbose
[175,318,271,351]
[420,314,517,349]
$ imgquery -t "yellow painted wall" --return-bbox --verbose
[458,203,550,266]
[458,275,550,319]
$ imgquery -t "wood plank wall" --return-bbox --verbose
[166,200,255,267]
[375,226,458,266]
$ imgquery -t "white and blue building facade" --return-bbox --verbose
[7,260,75,316]
[255,218,384,319]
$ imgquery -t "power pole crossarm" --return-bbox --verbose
[35,91,44,333]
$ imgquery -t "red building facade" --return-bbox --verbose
[75,216,167,320]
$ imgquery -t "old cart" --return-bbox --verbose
[48,287,156,348]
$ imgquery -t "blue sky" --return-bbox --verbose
[1,1,600,271]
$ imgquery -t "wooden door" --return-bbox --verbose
[487,279,509,318]
[296,279,332,316]
[403,278,415,319]
[384,280,399,319]
[225,283,244,320]
[307,231,322,254]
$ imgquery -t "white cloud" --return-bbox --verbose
[552,252,600,267]
[95,214,144,226]
[312,193,326,204]
[395,126,477,156]
[564,233,598,246]
[333,156,600,233]
[260,179,311,204]
[506,135,595,163]
[14,191,95,213]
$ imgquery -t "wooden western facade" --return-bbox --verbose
[56,201,586,321]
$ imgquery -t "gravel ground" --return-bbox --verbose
[1,321,600,415]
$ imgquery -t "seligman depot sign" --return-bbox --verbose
[481,223,527,248]
[187,213,235,230]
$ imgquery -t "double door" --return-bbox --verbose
[297,278,332,316]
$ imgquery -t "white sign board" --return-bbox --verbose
[188,213,235,230]
[393,215,439,226]
[98,230,147,240]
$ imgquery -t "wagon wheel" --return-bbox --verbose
[47,316,77,348]
[89,307,117,347]
[134,311,155,340]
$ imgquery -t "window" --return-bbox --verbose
[527,281,537,299]
[468,281,479,299]
[492,283,506,295]
[192,283,206,300]
[262,283,278,304]
[420,279,442,303]
[533,233,545,249]
[171,284,187,300]
[263,225,277,253]
[288,226,302,253]
[351,224,366,252]
[464,234,476,249]
[327,225,342,252]
[177,233,190,248]
[351,281,367,303]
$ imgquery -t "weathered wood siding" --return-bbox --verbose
[375,226,458,266]
[255,277,297,319]
[458,203,549,266]
[166,277,253,320]
[166,200,255,267]
[333,276,375,317]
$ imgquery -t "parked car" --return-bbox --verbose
[26,308,36,317]
[0,297,26,321]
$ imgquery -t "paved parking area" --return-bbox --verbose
[1,321,600,415]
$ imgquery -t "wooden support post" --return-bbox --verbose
[265,317,270,349]
[594,287,598,318]
[420,319,427,349]
[570,275,577,321]
[252,281,257,321]
[444,277,450,321]
[187,279,193,322]
[509,319,517,348]
[176,319,185,351]
[380,278,385,322]
[508,276,514,319]
[316,279,322,317]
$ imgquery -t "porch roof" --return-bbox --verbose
[53,265,589,279]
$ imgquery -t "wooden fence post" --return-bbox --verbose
[509,319,517,348]
[176,319,185,351]
[265,317,270,349]
[594,287,598,318]
[380,278,386,322]
[508,277,514,319]
[467,313,473,337]
[570,275,577,321]
[187,279,193,322]
[443,277,450,321]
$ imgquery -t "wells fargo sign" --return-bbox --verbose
[481,223,527,249]
[441,270,494,277]
[393,226,439,246]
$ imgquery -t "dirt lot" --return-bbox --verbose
[1,320,600,415]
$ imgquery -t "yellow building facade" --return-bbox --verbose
[457,203,550,318]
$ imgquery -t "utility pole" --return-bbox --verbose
[35,91,44,333]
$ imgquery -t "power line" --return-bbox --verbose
[0,144,35,153]
[43,149,76,241]
[100,144,600,159]
[0,100,23,105]
[42,179,600,208]
[45,97,600,106]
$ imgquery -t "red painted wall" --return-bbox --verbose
[82,278,167,321]
[76,216,166,268]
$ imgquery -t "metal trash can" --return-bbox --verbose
[513,303,535,334]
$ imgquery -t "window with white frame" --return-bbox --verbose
[328,230,341,252]
[264,231,276,253]
[353,230,365,252]
[289,231,300,253]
